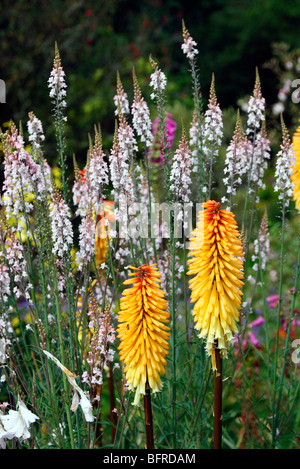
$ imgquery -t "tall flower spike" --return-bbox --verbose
[203,73,223,196]
[27,111,45,151]
[114,71,130,116]
[87,124,109,210]
[48,43,67,108]
[149,55,167,101]
[117,264,170,406]
[187,201,244,370]
[291,122,300,211]
[246,67,265,137]
[252,209,270,272]
[169,121,192,204]
[132,68,153,148]
[222,110,250,208]
[181,20,199,61]
[109,120,135,203]
[250,120,271,196]
[49,186,73,258]
[274,114,295,208]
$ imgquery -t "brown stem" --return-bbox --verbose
[93,384,103,448]
[144,381,154,449]
[213,344,223,449]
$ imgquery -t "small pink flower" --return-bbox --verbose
[249,332,260,348]
[249,316,265,328]
[266,295,279,308]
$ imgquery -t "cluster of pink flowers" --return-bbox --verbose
[73,129,108,218]
[149,114,177,164]
[234,315,265,351]
[1,124,51,223]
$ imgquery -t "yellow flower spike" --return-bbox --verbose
[117,264,170,406]
[292,123,300,211]
[187,201,244,371]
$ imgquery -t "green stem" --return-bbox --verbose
[271,201,286,448]
[273,236,300,444]
[53,266,75,449]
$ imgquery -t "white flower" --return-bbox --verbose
[43,350,94,423]
[48,45,67,108]
[132,71,153,148]
[75,211,96,271]
[246,70,265,136]
[114,72,130,116]
[170,127,192,203]
[223,110,251,205]
[149,57,167,100]
[272,102,285,116]
[274,118,295,208]
[0,397,39,441]
[0,422,12,449]
[252,211,270,272]
[189,111,201,172]
[27,112,45,150]
[182,21,199,61]
[250,123,271,194]
[49,189,73,258]
[0,338,7,364]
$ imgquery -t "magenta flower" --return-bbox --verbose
[148,113,177,164]
[249,316,265,328]
[248,331,260,348]
[266,295,279,308]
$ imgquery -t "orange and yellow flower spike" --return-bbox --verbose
[187,201,244,370]
[117,264,170,406]
[292,123,300,211]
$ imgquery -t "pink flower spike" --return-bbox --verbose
[249,316,265,328]
[249,332,260,348]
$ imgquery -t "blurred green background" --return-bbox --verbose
[1,0,300,169]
